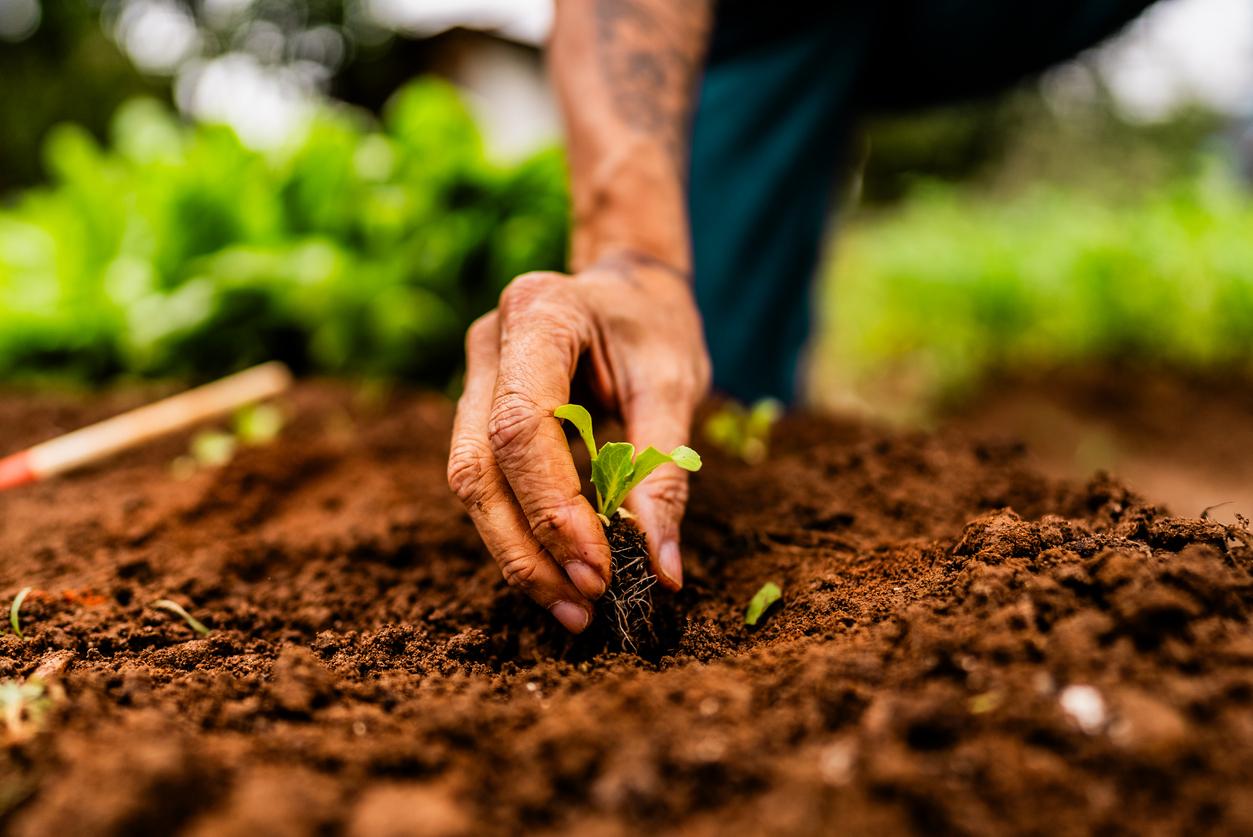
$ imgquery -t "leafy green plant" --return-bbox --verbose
[0,78,569,386]
[9,587,31,639]
[555,404,701,520]
[815,157,1253,416]
[703,398,782,465]
[151,599,211,636]
[744,582,782,626]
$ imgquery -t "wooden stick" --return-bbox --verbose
[0,362,292,491]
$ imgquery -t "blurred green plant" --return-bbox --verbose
[744,581,782,627]
[0,677,51,741]
[813,158,1253,418]
[703,398,782,465]
[0,77,569,386]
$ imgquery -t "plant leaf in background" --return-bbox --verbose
[191,431,237,468]
[704,399,781,464]
[234,403,283,445]
[745,582,783,626]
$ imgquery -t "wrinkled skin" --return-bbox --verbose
[447,262,710,633]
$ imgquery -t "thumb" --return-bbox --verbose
[622,395,696,591]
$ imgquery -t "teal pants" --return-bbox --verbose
[689,0,1157,403]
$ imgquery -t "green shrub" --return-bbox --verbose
[0,78,570,386]
[814,159,1253,416]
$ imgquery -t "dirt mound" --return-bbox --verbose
[942,363,1253,526]
[2,384,1252,835]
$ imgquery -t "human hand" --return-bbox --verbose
[447,257,710,633]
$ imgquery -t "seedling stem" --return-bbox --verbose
[152,599,211,635]
[9,587,31,639]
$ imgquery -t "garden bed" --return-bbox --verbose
[2,382,1253,835]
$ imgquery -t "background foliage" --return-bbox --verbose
[0,79,568,386]
[2,1,1250,410]
[814,156,1253,416]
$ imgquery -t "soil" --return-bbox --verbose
[943,364,1253,526]
[3,380,1253,835]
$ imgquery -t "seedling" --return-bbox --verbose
[0,651,70,743]
[233,403,283,445]
[151,599,211,636]
[9,587,31,639]
[555,404,701,652]
[555,404,701,520]
[744,581,782,626]
[190,430,237,468]
[0,678,50,741]
[704,399,782,465]
[176,402,282,476]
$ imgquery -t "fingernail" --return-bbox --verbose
[659,541,683,588]
[565,561,606,599]
[550,601,590,634]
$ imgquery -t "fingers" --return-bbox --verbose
[489,273,613,591]
[623,391,697,591]
[448,313,593,633]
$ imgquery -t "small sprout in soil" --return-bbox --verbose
[0,678,51,741]
[9,587,31,639]
[1201,500,1233,520]
[555,404,702,652]
[191,430,237,468]
[744,581,782,626]
[555,404,701,519]
[703,398,782,465]
[233,402,283,445]
[151,599,211,636]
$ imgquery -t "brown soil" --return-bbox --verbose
[3,381,1253,835]
[943,364,1253,526]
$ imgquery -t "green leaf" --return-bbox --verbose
[621,445,703,501]
[10,587,31,639]
[668,445,702,472]
[744,582,782,626]
[592,442,635,517]
[628,446,673,484]
[554,404,597,461]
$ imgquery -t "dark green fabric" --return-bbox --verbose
[689,0,1158,403]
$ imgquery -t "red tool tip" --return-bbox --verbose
[0,452,36,491]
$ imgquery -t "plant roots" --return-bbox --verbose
[601,516,659,654]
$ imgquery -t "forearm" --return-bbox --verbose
[550,0,713,274]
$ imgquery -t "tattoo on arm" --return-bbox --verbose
[594,0,713,163]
